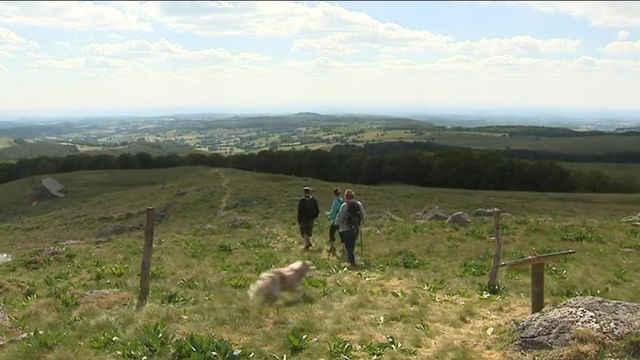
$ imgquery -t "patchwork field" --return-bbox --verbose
[1,167,639,359]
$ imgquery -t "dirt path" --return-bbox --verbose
[215,169,231,216]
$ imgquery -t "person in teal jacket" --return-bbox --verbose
[327,188,344,254]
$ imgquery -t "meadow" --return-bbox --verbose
[1,167,640,359]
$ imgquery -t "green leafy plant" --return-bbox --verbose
[109,264,129,278]
[460,255,490,277]
[90,330,121,350]
[172,333,251,359]
[224,275,252,289]
[286,328,312,354]
[27,329,63,351]
[161,291,192,305]
[327,336,353,359]
[118,322,173,359]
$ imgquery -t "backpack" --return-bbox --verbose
[345,201,362,229]
[300,196,317,219]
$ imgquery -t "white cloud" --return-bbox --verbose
[0,1,155,31]
[448,36,580,54]
[14,54,640,110]
[520,1,640,28]
[0,26,39,55]
[82,39,269,62]
[617,30,630,40]
[603,40,640,55]
[33,56,130,71]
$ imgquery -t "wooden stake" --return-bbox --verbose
[500,250,575,314]
[487,208,502,291]
[137,207,155,309]
[531,263,545,314]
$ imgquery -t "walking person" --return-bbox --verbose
[297,186,319,250]
[335,189,366,268]
[327,188,344,255]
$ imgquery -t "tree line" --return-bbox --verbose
[0,146,637,193]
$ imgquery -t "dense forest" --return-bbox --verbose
[1,144,637,193]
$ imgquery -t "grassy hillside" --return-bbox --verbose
[0,142,79,161]
[429,133,640,154]
[1,167,639,359]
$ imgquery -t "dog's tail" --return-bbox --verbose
[247,279,260,300]
[247,272,272,301]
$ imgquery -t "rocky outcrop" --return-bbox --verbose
[446,211,471,226]
[414,206,448,221]
[0,253,11,265]
[516,296,640,350]
[0,306,8,324]
[473,208,496,217]
[382,211,403,222]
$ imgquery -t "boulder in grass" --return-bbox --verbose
[516,296,640,350]
[446,212,471,226]
[414,206,448,221]
[382,211,403,222]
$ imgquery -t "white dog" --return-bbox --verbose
[248,260,314,303]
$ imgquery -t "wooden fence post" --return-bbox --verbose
[500,250,575,314]
[531,263,545,314]
[487,208,502,291]
[137,207,155,309]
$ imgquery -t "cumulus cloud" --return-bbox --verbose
[20,53,640,110]
[520,1,640,28]
[603,40,640,55]
[32,56,130,71]
[617,30,630,40]
[82,39,269,62]
[0,26,39,55]
[0,1,155,31]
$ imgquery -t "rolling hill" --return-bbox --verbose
[1,167,639,359]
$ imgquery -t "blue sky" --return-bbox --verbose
[0,1,639,116]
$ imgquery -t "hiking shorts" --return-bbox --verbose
[299,220,314,237]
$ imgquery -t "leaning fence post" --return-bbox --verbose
[487,208,503,291]
[137,207,155,309]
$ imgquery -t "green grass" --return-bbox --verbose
[559,161,640,181]
[429,133,640,154]
[0,138,13,149]
[0,166,639,359]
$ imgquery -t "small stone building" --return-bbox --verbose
[31,176,66,203]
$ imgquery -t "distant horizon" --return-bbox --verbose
[0,105,639,122]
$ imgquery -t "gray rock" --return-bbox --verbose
[0,306,8,324]
[154,210,168,223]
[229,218,248,228]
[413,206,448,221]
[446,211,471,226]
[40,247,65,257]
[473,208,496,217]
[516,296,640,350]
[84,289,121,298]
[622,212,640,222]
[0,253,11,264]
[95,224,143,238]
[96,224,128,238]
[382,211,403,222]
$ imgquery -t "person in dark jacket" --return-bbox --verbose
[298,186,319,250]
[334,189,366,268]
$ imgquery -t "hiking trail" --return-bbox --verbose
[215,169,231,216]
